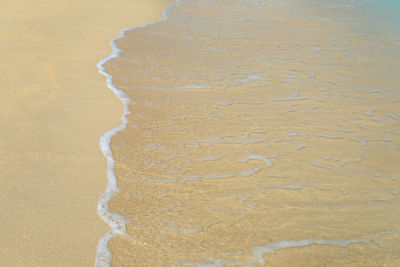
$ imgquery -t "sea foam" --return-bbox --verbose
[95,1,181,266]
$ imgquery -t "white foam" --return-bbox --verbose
[143,143,167,151]
[181,257,244,267]
[163,223,202,234]
[272,88,308,101]
[215,101,233,106]
[385,113,398,120]
[240,168,260,176]
[95,1,181,266]
[360,136,393,146]
[199,156,220,162]
[150,177,177,183]
[311,161,331,169]
[204,173,236,179]
[243,129,267,137]
[178,83,211,89]
[229,75,273,86]
[321,155,331,160]
[279,184,302,190]
[242,154,272,167]
[195,136,266,145]
[184,174,201,181]
[181,229,397,266]
[288,129,307,138]
[272,137,293,142]
[317,185,332,190]
[297,179,310,186]
[325,80,338,86]
[251,237,370,265]
[316,133,343,139]
[364,108,375,116]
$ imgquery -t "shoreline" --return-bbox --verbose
[0,0,171,266]
[96,0,400,265]
[95,1,179,265]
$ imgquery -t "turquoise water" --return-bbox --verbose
[363,0,400,37]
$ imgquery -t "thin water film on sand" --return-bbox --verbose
[100,0,400,265]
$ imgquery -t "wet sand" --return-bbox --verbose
[104,0,400,265]
[0,0,170,266]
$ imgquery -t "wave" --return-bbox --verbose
[94,1,181,266]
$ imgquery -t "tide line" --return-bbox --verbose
[94,1,181,266]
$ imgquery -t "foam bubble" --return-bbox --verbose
[95,1,182,266]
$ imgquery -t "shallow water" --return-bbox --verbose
[100,0,400,265]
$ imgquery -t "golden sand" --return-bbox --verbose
[0,0,171,266]
[103,0,400,265]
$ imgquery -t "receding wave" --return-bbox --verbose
[97,0,400,265]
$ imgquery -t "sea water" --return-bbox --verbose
[97,0,400,265]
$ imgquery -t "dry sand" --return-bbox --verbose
[0,0,171,266]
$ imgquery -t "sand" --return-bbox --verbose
[102,0,400,265]
[1,0,399,266]
[0,0,171,266]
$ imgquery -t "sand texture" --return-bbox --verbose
[0,0,171,266]
[103,0,400,265]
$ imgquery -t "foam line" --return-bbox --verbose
[94,1,181,266]
[181,229,397,266]
[251,228,397,265]
[252,238,370,265]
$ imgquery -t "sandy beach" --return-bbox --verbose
[102,0,400,265]
[0,0,170,266]
[1,0,399,266]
